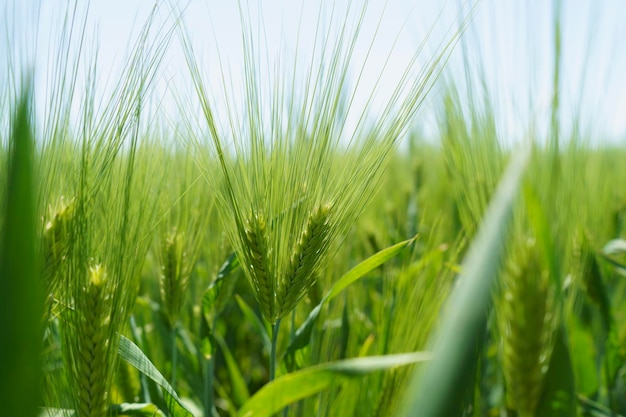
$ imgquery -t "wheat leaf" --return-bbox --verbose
[118,335,194,417]
[238,353,431,417]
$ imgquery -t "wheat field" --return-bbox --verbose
[1,2,626,417]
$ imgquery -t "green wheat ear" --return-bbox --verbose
[184,0,459,328]
[277,203,332,318]
[159,228,191,328]
[76,264,112,417]
[241,210,275,322]
[42,196,75,295]
[500,238,555,417]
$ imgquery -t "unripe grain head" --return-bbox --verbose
[159,229,191,328]
[75,264,112,417]
[42,197,75,296]
[500,238,555,417]
[241,210,275,321]
[277,203,331,318]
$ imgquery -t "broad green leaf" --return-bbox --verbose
[111,403,167,416]
[0,87,42,417]
[535,325,576,417]
[283,237,415,360]
[237,352,432,417]
[129,315,153,403]
[39,408,74,417]
[326,236,416,300]
[603,239,626,256]
[40,404,167,417]
[400,148,529,417]
[118,335,193,417]
[235,294,271,353]
[215,333,250,407]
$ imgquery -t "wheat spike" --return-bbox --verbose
[242,210,275,321]
[501,239,554,417]
[42,197,75,295]
[159,229,190,328]
[76,264,111,417]
[277,204,331,318]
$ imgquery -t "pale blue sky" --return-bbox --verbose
[2,1,625,142]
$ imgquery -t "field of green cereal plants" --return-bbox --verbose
[2,2,626,417]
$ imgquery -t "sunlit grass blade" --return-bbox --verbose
[400,146,529,417]
[326,235,417,300]
[237,352,432,417]
[283,236,416,361]
[40,403,168,417]
[111,403,167,417]
[118,335,193,417]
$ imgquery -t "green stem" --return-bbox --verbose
[204,353,215,417]
[283,311,296,417]
[289,309,296,342]
[270,318,282,382]
[171,324,178,389]
[204,317,217,417]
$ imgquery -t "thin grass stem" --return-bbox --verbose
[282,310,297,417]
[171,324,178,389]
[270,318,282,382]
[204,353,215,417]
